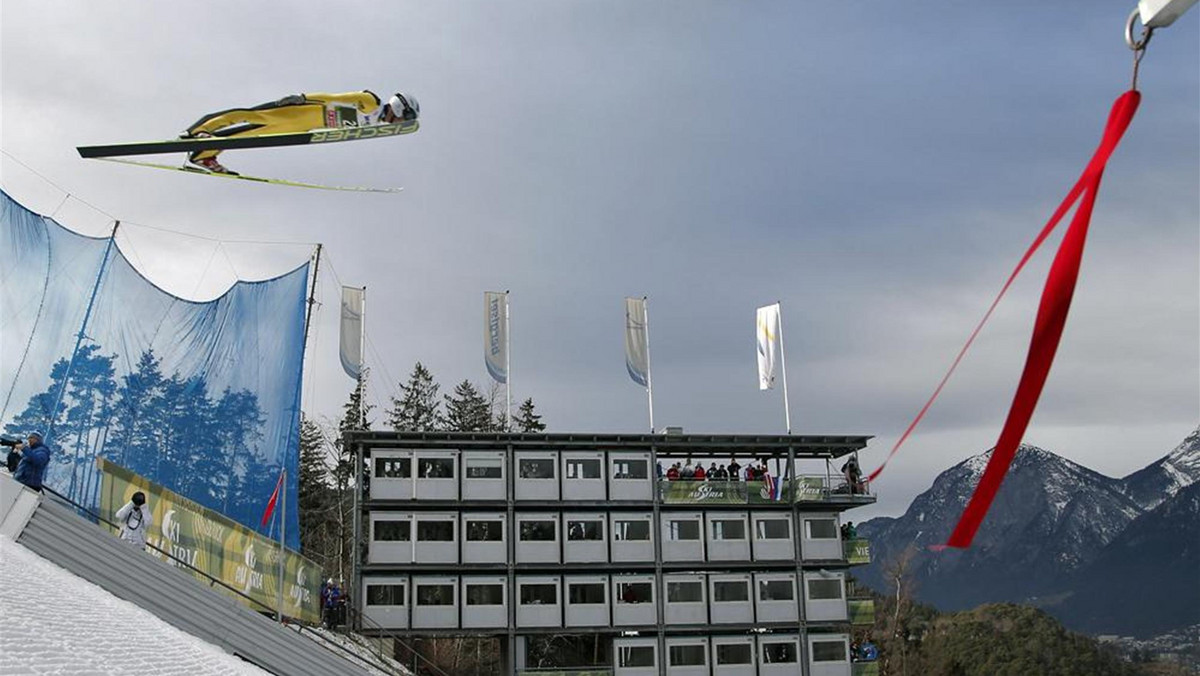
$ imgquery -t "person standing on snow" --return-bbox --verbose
[181,90,420,175]
[115,491,152,551]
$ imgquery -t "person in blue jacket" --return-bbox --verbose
[12,430,50,492]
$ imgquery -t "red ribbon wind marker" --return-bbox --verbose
[260,469,285,528]
[942,91,1140,549]
[865,90,1141,549]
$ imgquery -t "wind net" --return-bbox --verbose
[1,190,308,547]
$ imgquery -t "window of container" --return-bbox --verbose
[520,458,556,479]
[807,578,843,600]
[565,458,601,479]
[568,583,606,604]
[366,584,406,606]
[712,581,749,602]
[519,520,556,541]
[373,520,411,542]
[374,457,411,479]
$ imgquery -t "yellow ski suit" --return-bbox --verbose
[186,91,382,161]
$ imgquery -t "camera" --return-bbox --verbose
[0,436,21,448]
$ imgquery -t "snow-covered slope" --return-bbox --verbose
[0,535,267,675]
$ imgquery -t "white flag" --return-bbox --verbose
[625,297,650,387]
[339,286,364,380]
[484,291,508,384]
[756,303,780,390]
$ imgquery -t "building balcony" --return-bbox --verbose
[844,539,871,566]
[655,477,876,506]
[794,476,876,505]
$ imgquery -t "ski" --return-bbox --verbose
[93,157,403,193]
[77,120,419,158]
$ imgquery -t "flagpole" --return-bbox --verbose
[643,296,655,434]
[359,286,367,429]
[276,467,287,624]
[505,290,512,430]
[777,301,792,435]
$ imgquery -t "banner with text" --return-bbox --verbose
[97,457,321,624]
[658,480,792,504]
[484,291,509,384]
[340,286,364,380]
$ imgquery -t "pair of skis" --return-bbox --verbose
[76,120,419,193]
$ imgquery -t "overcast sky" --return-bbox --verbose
[2,1,1196,519]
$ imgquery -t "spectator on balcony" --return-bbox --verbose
[727,458,741,481]
[842,454,863,494]
[681,462,695,480]
[841,521,857,540]
[710,462,726,480]
[666,463,681,481]
[694,464,706,481]
[656,461,663,479]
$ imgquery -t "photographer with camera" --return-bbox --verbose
[115,491,152,551]
[4,431,50,493]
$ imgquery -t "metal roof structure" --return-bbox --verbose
[346,431,871,458]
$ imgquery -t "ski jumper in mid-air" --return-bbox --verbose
[181,90,419,174]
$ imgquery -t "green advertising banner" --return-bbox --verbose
[98,457,321,624]
[849,598,876,625]
[844,538,871,565]
[792,476,828,502]
[660,480,748,504]
[658,480,791,504]
[853,662,881,676]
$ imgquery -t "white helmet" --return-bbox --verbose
[388,92,420,121]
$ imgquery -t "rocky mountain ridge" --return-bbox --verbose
[855,426,1200,637]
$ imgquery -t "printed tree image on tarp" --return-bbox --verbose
[1,190,307,548]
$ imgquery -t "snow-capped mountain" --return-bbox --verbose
[1119,427,1200,511]
[855,429,1198,631]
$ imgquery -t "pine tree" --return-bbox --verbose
[515,397,546,433]
[297,414,334,568]
[388,362,442,432]
[485,382,510,432]
[333,373,373,487]
[444,380,491,432]
[330,373,373,580]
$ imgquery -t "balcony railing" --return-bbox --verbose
[844,538,871,565]
[853,662,881,676]
[654,476,875,505]
[795,475,875,503]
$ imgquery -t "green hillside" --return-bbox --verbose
[861,595,1191,676]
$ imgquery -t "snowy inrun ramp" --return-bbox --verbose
[6,485,373,676]
[0,535,269,675]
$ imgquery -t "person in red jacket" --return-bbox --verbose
[693,464,706,481]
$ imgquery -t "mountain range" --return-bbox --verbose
[855,427,1200,638]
